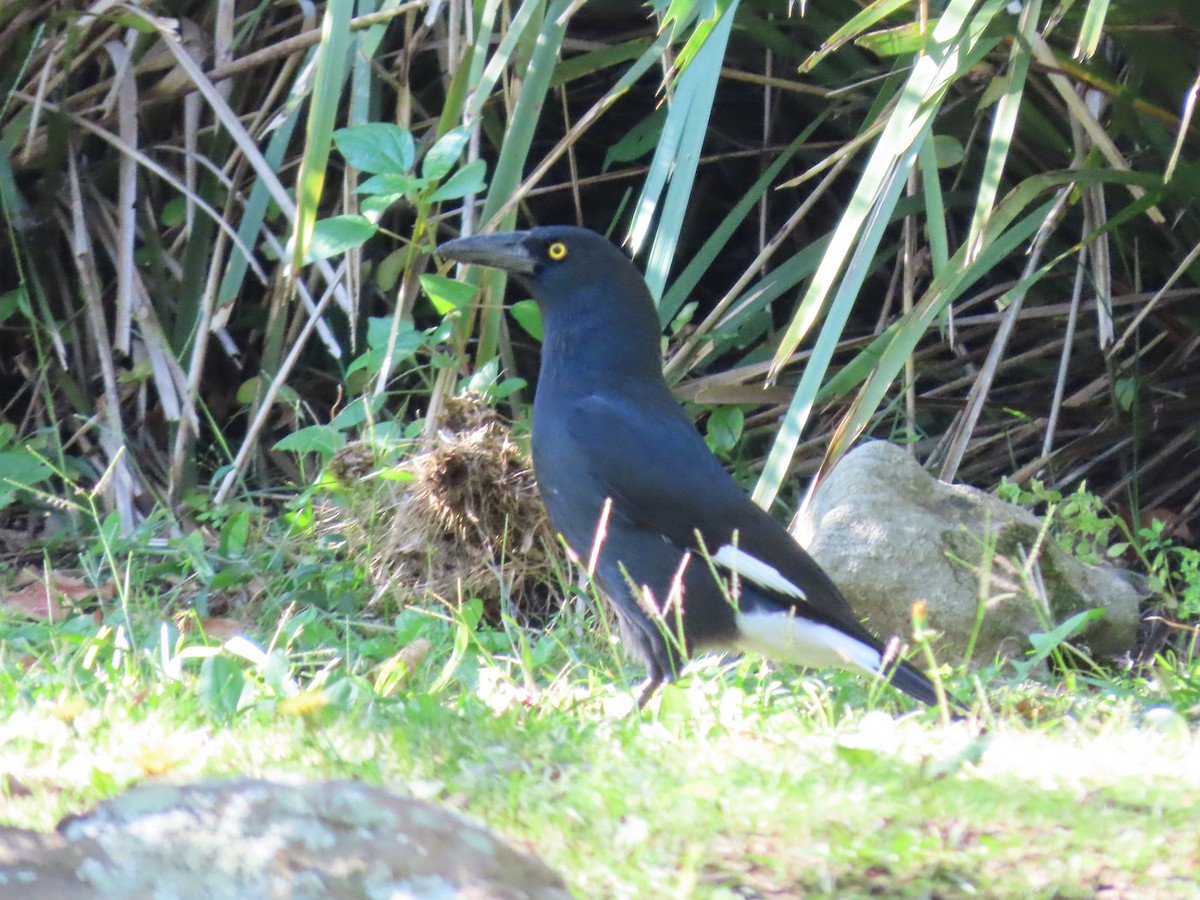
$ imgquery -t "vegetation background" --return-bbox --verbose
[2,0,1200,896]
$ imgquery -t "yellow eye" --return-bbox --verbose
[547,241,568,261]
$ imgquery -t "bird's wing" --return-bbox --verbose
[569,391,734,537]
[570,391,872,637]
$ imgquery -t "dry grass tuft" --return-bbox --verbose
[324,395,564,624]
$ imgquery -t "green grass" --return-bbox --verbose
[4,0,1199,891]
[3,573,1199,898]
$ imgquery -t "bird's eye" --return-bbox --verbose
[547,241,568,261]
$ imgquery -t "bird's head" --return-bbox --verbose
[437,225,664,381]
[436,226,651,317]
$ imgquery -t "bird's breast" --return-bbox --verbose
[529,395,607,552]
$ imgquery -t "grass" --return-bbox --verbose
[3,2,1198,893]
[3,545,1199,898]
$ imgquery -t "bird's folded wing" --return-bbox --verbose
[570,392,734,538]
[570,393,874,637]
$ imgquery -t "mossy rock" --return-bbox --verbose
[796,441,1140,667]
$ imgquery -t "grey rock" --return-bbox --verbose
[794,441,1140,666]
[0,779,571,899]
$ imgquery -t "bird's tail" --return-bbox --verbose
[882,657,939,707]
[881,655,972,719]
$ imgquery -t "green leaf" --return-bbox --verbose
[421,273,477,315]
[705,406,744,455]
[263,650,295,698]
[1010,608,1107,681]
[0,289,29,323]
[430,158,488,201]
[273,425,347,460]
[835,744,881,767]
[670,0,737,77]
[348,318,428,377]
[657,125,818,330]
[754,0,1011,508]
[1114,377,1137,412]
[964,0,1041,263]
[932,134,965,168]
[160,197,186,228]
[0,450,53,490]
[361,193,407,217]
[856,22,929,58]
[551,36,654,87]
[198,655,245,723]
[471,0,634,364]
[1075,0,1112,60]
[509,299,543,341]
[219,510,251,557]
[669,301,698,335]
[421,126,471,180]
[334,123,416,174]
[117,359,154,385]
[655,682,691,719]
[489,377,527,400]
[378,468,417,483]
[633,0,740,299]
[799,0,917,73]
[603,107,666,171]
[357,173,421,196]
[331,395,385,430]
[307,215,376,261]
[376,248,406,292]
[217,104,302,305]
[465,357,501,396]
[88,766,118,797]
[1028,608,1107,661]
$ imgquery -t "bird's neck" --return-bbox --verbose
[537,291,667,393]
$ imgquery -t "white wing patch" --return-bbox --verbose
[735,610,883,674]
[712,544,806,600]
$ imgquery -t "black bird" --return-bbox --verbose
[437,226,943,708]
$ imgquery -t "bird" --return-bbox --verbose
[437,225,946,709]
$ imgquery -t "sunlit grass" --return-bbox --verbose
[2,571,1198,897]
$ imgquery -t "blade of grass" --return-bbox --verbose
[964,0,1040,264]
[658,119,823,332]
[640,0,741,302]
[472,0,576,366]
[752,0,1011,509]
[825,169,1163,487]
[1073,0,1111,61]
[289,0,351,276]
[798,0,919,75]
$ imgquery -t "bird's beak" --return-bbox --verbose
[436,230,535,275]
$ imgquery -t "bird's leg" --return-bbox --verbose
[635,673,664,710]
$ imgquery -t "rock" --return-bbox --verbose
[794,441,1140,666]
[0,779,571,899]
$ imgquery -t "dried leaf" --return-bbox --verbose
[0,570,108,619]
[195,618,246,641]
